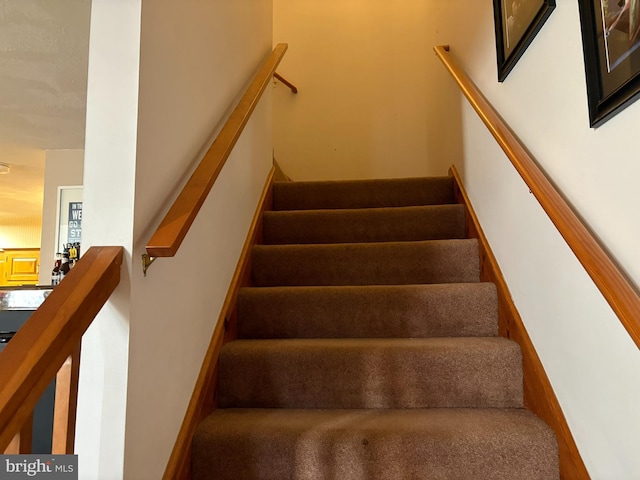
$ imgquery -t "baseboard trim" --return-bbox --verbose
[162,166,275,480]
[450,165,590,480]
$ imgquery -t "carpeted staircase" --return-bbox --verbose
[192,176,559,479]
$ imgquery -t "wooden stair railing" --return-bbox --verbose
[0,246,124,453]
[143,43,289,274]
[434,45,640,349]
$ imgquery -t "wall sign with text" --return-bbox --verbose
[67,202,82,243]
[55,187,83,256]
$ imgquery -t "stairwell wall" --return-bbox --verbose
[272,0,464,181]
[77,1,273,479]
[432,2,640,479]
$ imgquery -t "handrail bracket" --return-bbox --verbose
[274,72,298,94]
[142,254,156,277]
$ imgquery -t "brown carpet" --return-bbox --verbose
[271,176,456,210]
[262,205,466,244]
[237,284,499,339]
[192,176,559,479]
[251,240,480,287]
[194,409,558,480]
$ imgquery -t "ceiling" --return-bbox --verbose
[0,0,91,221]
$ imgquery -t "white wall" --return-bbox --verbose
[0,146,45,251]
[39,149,84,284]
[0,217,41,250]
[272,0,463,181]
[76,1,141,477]
[431,2,640,478]
[77,0,273,479]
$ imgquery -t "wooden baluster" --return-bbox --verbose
[3,414,33,454]
[52,344,81,454]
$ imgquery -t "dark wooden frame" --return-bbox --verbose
[578,0,640,127]
[493,0,556,81]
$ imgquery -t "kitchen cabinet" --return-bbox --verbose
[0,249,40,286]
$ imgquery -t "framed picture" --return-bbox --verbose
[578,0,640,127]
[493,0,556,81]
[54,186,83,257]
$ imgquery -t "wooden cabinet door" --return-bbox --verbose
[1,249,40,286]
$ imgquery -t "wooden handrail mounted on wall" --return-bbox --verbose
[143,44,288,273]
[0,246,123,451]
[434,45,640,349]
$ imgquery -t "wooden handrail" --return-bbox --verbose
[434,44,640,349]
[0,246,124,451]
[274,72,298,93]
[144,43,288,264]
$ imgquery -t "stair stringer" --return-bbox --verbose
[450,165,590,480]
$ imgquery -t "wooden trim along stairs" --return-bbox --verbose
[163,165,587,479]
[162,166,275,480]
[450,165,589,480]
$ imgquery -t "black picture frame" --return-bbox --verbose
[578,0,640,127]
[493,0,556,81]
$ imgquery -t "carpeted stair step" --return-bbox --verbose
[192,408,559,480]
[262,204,466,244]
[218,337,523,409]
[237,283,498,339]
[251,239,479,286]
[272,176,455,210]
